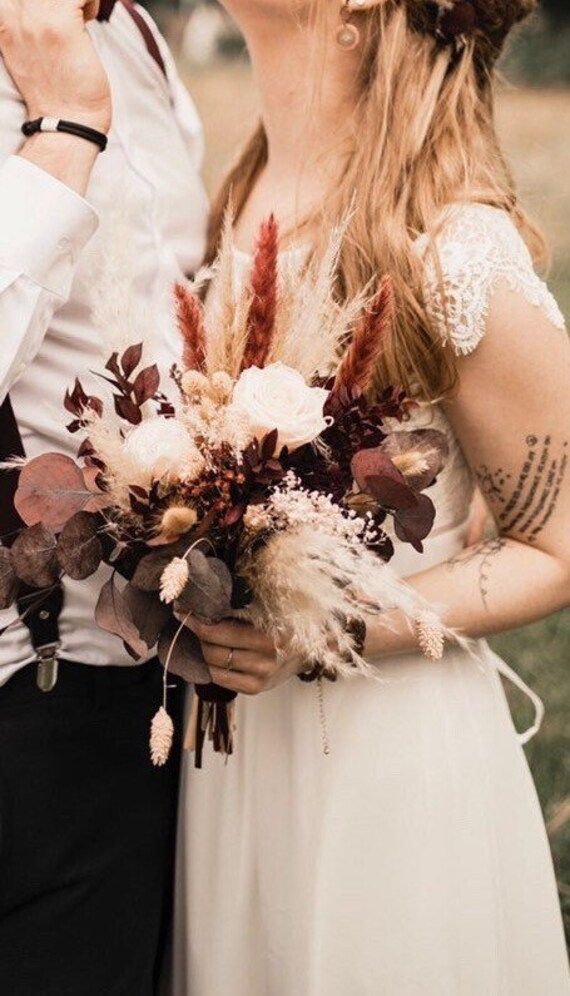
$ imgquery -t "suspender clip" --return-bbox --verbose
[36,644,60,693]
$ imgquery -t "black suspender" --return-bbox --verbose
[0,396,64,690]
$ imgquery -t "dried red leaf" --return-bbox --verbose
[394,493,436,552]
[133,364,160,406]
[380,429,449,492]
[121,343,143,379]
[241,215,279,371]
[114,395,142,425]
[351,448,417,509]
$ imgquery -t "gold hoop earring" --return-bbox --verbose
[336,0,361,50]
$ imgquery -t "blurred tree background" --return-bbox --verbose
[144,0,569,943]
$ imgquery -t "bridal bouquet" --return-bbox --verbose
[0,217,449,766]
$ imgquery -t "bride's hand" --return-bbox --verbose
[184,617,299,695]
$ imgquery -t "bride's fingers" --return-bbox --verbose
[208,665,269,696]
[201,642,277,679]
[185,616,274,654]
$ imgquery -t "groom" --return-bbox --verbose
[0,2,207,992]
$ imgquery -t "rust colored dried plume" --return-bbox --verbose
[334,274,395,395]
[241,215,279,371]
[174,282,207,372]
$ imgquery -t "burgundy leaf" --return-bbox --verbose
[121,343,143,379]
[351,448,418,510]
[260,428,279,462]
[133,364,160,406]
[114,395,142,425]
[94,575,148,659]
[11,524,59,588]
[56,511,103,580]
[394,493,436,552]
[0,547,19,609]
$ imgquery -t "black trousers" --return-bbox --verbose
[0,659,184,996]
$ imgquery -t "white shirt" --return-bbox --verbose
[0,6,208,683]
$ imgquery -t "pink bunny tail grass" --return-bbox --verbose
[150,706,174,767]
[174,281,207,373]
[241,214,279,371]
[333,274,395,395]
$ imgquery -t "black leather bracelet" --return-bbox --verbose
[22,117,108,153]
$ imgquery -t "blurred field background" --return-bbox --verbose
[150,1,570,938]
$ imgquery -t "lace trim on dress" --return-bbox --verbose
[416,203,566,356]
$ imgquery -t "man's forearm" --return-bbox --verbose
[19,133,100,197]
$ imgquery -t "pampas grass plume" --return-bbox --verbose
[241,214,279,371]
[175,282,207,372]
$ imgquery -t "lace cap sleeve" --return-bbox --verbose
[416,203,566,356]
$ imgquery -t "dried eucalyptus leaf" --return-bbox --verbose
[174,550,232,624]
[123,584,170,651]
[14,453,103,531]
[94,576,148,659]
[56,511,103,580]
[131,537,190,592]
[0,547,19,609]
[158,621,210,684]
[11,524,59,588]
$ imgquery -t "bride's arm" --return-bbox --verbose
[365,284,570,657]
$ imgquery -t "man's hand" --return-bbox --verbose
[0,0,111,132]
[184,617,299,696]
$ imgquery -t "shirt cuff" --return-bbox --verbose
[0,155,99,299]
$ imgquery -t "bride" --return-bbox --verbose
[172,0,570,992]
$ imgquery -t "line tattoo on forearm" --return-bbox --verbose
[447,537,508,610]
[476,436,568,542]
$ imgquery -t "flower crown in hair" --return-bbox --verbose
[433,0,479,46]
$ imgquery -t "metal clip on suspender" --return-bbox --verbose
[0,396,64,691]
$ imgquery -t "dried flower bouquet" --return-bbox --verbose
[0,217,450,767]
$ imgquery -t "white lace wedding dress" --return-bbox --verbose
[171,204,570,995]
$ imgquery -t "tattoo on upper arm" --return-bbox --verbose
[447,537,508,610]
[476,435,568,542]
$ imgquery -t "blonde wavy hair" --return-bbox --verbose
[206,0,544,401]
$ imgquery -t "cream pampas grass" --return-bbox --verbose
[415,611,446,662]
[239,523,441,679]
[150,707,174,767]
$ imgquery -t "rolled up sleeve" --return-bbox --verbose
[0,155,98,401]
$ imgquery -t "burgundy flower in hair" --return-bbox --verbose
[437,1,479,41]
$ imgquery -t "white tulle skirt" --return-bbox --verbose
[171,635,569,995]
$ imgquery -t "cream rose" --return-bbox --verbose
[232,362,331,454]
[123,417,204,481]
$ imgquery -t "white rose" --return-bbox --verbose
[232,362,331,454]
[123,417,204,481]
